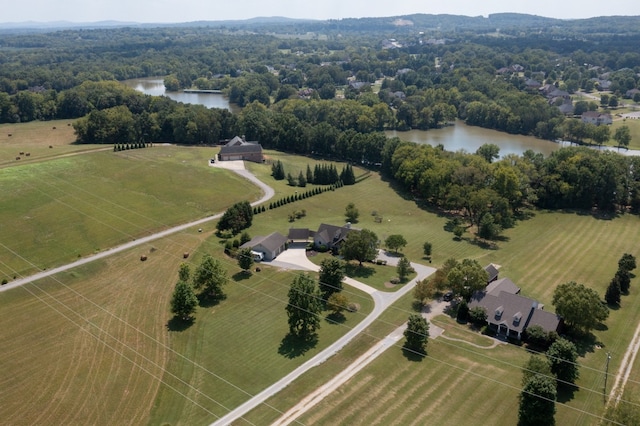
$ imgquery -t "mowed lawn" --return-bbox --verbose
[0,145,260,279]
[241,151,640,426]
[0,226,374,425]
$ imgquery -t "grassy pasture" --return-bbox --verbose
[0,225,374,425]
[0,146,260,279]
[3,145,640,425]
[241,152,640,425]
[0,119,107,167]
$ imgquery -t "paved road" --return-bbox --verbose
[211,249,436,426]
[0,160,274,293]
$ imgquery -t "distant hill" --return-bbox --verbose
[1,13,639,36]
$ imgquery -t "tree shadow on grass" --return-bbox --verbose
[198,294,225,308]
[325,312,346,324]
[232,271,252,281]
[166,316,195,332]
[345,263,375,279]
[557,383,579,403]
[566,330,602,357]
[278,333,318,359]
[402,345,426,362]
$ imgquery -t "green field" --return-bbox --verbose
[2,141,640,425]
[0,145,261,279]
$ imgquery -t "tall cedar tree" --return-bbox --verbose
[306,164,314,184]
[286,274,322,339]
[271,160,285,180]
[616,269,631,294]
[237,247,254,273]
[396,256,414,282]
[340,163,356,185]
[618,253,637,273]
[605,277,621,305]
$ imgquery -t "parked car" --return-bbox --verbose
[443,291,454,302]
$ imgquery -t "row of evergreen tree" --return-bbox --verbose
[271,160,356,186]
[113,142,150,151]
[605,253,637,305]
[268,182,344,210]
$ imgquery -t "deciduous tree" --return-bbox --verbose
[518,374,557,426]
[345,202,360,223]
[326,292,350,317]
[447,258,488,299]
[552,282,609,333]
[192,254,228,300]
[413,278,436,306]
[385,234,407,253]
[237,248,254,274]
[403,314,429,354]
[396,256,414,282]
[318,258,346,299]
[286,274,322,339]
[340,229,378,266]
[546,338,579,387]
[170,280,198,321]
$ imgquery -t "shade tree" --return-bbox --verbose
[170,280,198,321]
[546,338,579,388]
[403,314,429,354]
[318,257,346,299]
[552,281,609,334]
[192,254,228,300]
[385,234,407,253]
[340,229,378,266]
[286,274,322,340]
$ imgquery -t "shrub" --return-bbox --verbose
[347,303,359,312]
[316,244,328,253]
[1,278,7,285]
[468,306,488,325]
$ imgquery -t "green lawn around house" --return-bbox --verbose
[2,143,640,425]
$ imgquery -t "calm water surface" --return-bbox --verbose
[124,77,563,157]
[121,77,237,112]
[386,122,561,158]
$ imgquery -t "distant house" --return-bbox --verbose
[469,277,561,340]
[558,100,575,116]
[218,136,264,163]
[524,79,541,90]
[581,111,612,126]
[625,88,640,99]
[240,232,287,261]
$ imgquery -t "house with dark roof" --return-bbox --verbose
[240,232,287,261]
[581,111,612,126]
[313,223,356,252]
[288,228,313,242]
[469,277,561,340]
[218,136,264,163]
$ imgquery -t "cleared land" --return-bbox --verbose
[0,145,261,279]
[2,143,640,425]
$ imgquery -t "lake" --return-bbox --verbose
[385,122,561,158]
[123,77,563,157]
[121,77,237,112]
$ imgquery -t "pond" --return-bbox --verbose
[121,77,237,112]
[385,121,561,158]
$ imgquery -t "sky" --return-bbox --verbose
[2,0,639,23]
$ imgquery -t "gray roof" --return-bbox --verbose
[288,228,311,240]
[219,136,263,155]
[485,264,499,283]
[469,286,561,334]
[486,277,520,296]
[315,223,354,245]
[241,232,287,253]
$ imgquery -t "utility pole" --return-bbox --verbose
[604,352,611,403]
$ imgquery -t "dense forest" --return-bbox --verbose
[2,14,640,234]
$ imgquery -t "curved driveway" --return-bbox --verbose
[0,160,273,293]
[211,249,436,426]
